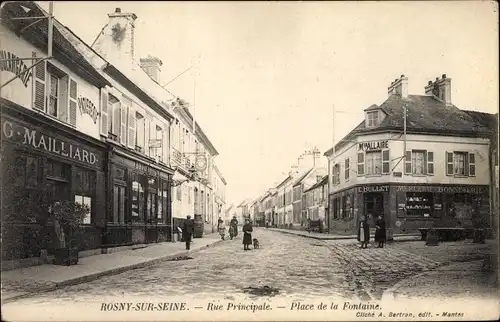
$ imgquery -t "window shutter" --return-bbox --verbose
[127,102,136,149]
[112,101,121,137]
[58,76,69,122]
[68,78,78,126]
[446,151,454,176]
[469,153,476,176]
[32,52,46,111]
[382,149,390,174]
[404,151,412,174]
[464,152,470,176]
[357,152,364,175]
[345,158,349,180]
[427,151,434,175]
[100,88,108,136]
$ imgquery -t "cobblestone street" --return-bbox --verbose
[2,228,496,308]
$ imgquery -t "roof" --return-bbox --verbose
[276,175,293,189]
[178,105,219,156]
[1,1,111,88]
[325,94,493,156]
[463,110,498,134]
[304,175,328,193]
[292,168,314,187]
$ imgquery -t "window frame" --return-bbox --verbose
[344,158,350,181]
[48,73,60,118]
[365,151,382,176]
[366,111,379,127]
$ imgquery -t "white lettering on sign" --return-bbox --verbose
[78,97,99,124]
[0,50,32,87]
[2,119,98,166]
[358,140,389,151]
[357,185,389,193]
[396,185,487,194]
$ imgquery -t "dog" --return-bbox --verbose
[252,238,260,249]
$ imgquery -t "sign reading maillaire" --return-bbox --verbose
[2,118,99,167]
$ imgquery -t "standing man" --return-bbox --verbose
[230,216,239,237]
[183,215,195,250]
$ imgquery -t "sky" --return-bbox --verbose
[38,1,498,207]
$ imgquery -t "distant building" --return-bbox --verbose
[303,175,329,224]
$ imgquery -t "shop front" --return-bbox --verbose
[1,101,106,261]
[104,146,173,248]
[329,183,490,238]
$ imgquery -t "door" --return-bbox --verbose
[364,193,384,221]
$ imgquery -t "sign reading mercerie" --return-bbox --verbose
[358,140,388,151]
[0,50,32,88]
[2,118,99,167]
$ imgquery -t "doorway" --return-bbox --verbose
[364,192,384,221]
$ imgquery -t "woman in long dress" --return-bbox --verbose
[375,214,386,248]
[242,219,253,251]
[358,215,370,249]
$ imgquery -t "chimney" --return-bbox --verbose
[92,8,138,65]
[140,55,163,83]
[424,74,452,105]
[387,74,408,98]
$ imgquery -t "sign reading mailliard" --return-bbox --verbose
[358,140,388,151]
[2,118,99,167]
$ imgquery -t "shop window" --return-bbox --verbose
[404,192,434,218]
[147,177,158,224]
[365,151,382,175]
[47,159,70,181]
[74,195,92,224]
[113,185,127,224]
[131,173,145,223]
[446,151,475,177]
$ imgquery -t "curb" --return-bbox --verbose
[2,239,223,304]
[269,229,420,241]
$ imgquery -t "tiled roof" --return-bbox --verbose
[304,175,328,193]
[325,94,493,156]
[292,168,314,187]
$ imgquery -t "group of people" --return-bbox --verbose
[181,215,254,251]
[358,214,386,249]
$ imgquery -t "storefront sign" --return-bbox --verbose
[134,161,159,177]
[358,140,388,151]
[395,185,487,194]
[78,97,99,124]
[357,185,389,193]
[2,119,99,166]
[0,50,32,87]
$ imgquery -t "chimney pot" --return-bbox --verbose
[395,78,398,82]
[428,81,432,85]
[401,74,405,78]
[435,77,439,81]
[115,8,121,13]
[442,74,446,79]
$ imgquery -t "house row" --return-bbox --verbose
[243,74,497,237]
[0,2,226,266]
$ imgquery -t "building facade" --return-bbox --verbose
[303,175,328,223]
[291,167,327,228]
[325,74,494,238]
[213,163,227,225]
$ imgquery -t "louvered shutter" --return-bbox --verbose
[427,151,434,175]
[382,150,390,174]
[120,101,127,144]
[468,153,476,176]
[446,151,454,176]
[68,78,78,126]
[404,151,412,174]
[127,101,136,148]
[32,52,46,111]
[357,152,364,175]
[100,88,108,136]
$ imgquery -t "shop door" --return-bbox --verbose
[364,193,384,221]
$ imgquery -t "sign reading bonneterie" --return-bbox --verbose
[358,140,388,151]
[1,118,99,167]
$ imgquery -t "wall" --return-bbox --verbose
[1,25,101,139]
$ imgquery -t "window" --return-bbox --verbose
[73,167,95,225]
[47,159,70,181]
[155,125,163,161]
[345,158,350,180]
[365,151,382,175]
[411,150,426,175]
[135,112,145,152]
[48,74,59,117]
[131,173,145,223]
[367,111,378,127]
[158,180,170,224]
[74,195,91,224]
[332,164,340,185]
[446,151,475,176]
[108,94,120,140]
[357,152,364,175]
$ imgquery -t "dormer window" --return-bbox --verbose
[367,111,379,127]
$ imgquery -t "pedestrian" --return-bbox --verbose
[358,215,370,249]
[230,216,239,237]
[242,218,253,251]
[183,215,194,250]
[375,214,386,248]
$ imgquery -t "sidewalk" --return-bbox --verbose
[382,260,499,301]
[1,234,223,304]
[269,228,421,241]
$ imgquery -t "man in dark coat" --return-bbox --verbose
[230,216,239,237]
[375,214,386,248]
[183,215,195,250]
[242,219,253,250]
